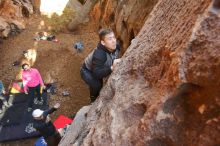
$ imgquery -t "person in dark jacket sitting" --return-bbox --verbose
[0,80,12,114]
[32,103,61,146]
[80,28,121,102]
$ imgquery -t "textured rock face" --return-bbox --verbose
[0,0,33,37]
[90,0,159,53]
[30,0,40,13]
[60,0,220,146]
[67,0,97,30]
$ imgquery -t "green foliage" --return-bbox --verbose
[43,8,75,33]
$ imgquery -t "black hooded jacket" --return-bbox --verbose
[33,108,57,138]
[83,43,120,79]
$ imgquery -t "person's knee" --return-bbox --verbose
[84,75,95,84]
[91,83,102,91]
[90,96,97,102]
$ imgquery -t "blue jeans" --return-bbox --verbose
[80,66,103,102]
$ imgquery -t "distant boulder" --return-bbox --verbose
[0,0,33,38]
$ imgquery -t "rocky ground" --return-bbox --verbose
[0,14,98,146]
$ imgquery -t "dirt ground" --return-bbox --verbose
[0,14,98,146]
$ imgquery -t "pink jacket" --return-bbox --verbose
[22,68,44,92]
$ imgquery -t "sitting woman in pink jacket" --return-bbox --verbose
[21,63,45,112]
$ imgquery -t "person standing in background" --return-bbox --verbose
[21,63,45,112]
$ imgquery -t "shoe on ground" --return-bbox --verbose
[4,102,12,107]
[2,105,6,109]
[34,98,38,104]
[34,97,44,105]
[37,99,44,105]
[27,107,32,112]
[8,103,13,107]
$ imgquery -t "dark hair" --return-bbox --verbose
[98,28,114,41]
[21,63,29,69]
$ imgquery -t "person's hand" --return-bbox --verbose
[2,90,6,94]
[113,59,121,65]
[111,58,121,71]
[42,85,46,89]
[54,103,60,109]
[45,116,51,123]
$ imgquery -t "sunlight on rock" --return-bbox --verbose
[40,20,45,26]
[37,20,45,30]
[40,0,69,17]
[198,104,206,114]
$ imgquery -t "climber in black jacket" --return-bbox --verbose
[32,103,61,146]
[80,28,121,102]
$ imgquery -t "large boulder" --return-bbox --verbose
[90,0,159,53]
[30,0,40,13]
[66,0,83,11]
[0,0,33,18]
[60,0,220,145]
[67,0,97,30]
[0,17,10,37]
[0,0,33,38]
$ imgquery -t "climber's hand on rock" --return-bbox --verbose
[111,58,121,71]
[113,59,121,65]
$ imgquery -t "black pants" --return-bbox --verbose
[80,66,103,102]
[28,84,41,108]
